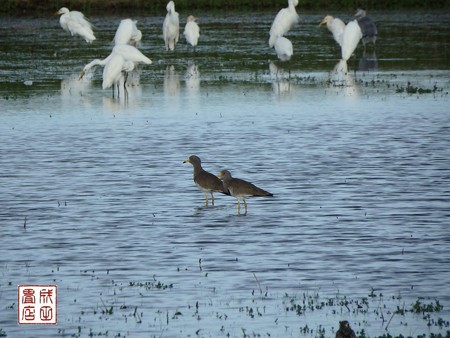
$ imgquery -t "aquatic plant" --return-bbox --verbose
[395,82,442,94]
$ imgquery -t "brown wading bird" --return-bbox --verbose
[336,320,356,338]
[183,155,228,206]
[217,169,273,214]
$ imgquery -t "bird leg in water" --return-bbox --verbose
[237,200,248,215]
[123,71,129,89]
[210,193,215,205]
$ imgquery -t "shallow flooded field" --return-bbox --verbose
[0,9,449,338]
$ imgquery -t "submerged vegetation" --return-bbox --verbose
[4,267,449,337]
[395,82,442,95]
[1,0,448,15]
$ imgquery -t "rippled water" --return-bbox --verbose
[0,10,449,338]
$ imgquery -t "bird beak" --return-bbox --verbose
[183,158,190,164]
[79,70,86,80]
[216,172,223,179]
[319,19,326,26]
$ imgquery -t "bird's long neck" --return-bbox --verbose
[288,0,297,9]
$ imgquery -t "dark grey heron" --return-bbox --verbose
[355,8,377,48]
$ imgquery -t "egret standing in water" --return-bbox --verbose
[80,44,152,96]
[163,1,180,51]
[355,8,377,48]
[56,7,96,43]
[113,19,142,46]
[319,15,345,47]
[269,0,299,48]
[273,36,293,79]
[340,19,362,61]
[184,15,200,49]
[274,36,293,62]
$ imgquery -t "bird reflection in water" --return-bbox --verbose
[164,65,180,102]
[358,50,378,72]
[185,62,200,93]
[269,61,295,98]
[102,83,143,111]
[61,73,92,98]
[330,60,360,97]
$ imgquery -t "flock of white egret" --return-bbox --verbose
[55,0,377,95]
[319,8,377,61]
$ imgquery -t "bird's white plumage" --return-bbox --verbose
[163,1,180,51]
[320,15,345,47]
[81,44,152,91]
[113,19,142,46]
[341,19,362,61]
[57,7,95,43]
[184,16,200,47]
[102,54,136,90]
[111,44,152,64]
[269,0,299,48]
[274,36,293,62]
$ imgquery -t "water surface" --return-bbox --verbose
[0,10,449,338]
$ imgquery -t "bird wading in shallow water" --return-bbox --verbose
[184,15,200,49]
[274,36,293,62]
[184,155,229,206]
[79,44,152,96]
[163,1,180,51]
[269,0,299,48]
[217,170,273,215]
[355,8,377,49]
[56,7,96,43]
[335,320,356,338]
[319,15,345,47]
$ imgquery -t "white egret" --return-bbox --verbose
[80,45,152,95]
[113,19,142,46]
[269,0,299,48]
[102,54,135,90]
[341,19,362,61]
[319,15,345,47]
[184,15,200,48]
[274,36,293,62]
[163,1,180,51]
[355,8,377,48]
[56,7,96,43]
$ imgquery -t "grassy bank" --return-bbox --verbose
[1,0,448,16]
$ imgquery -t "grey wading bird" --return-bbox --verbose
[184,155,229,206]
[217,169,273,214]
